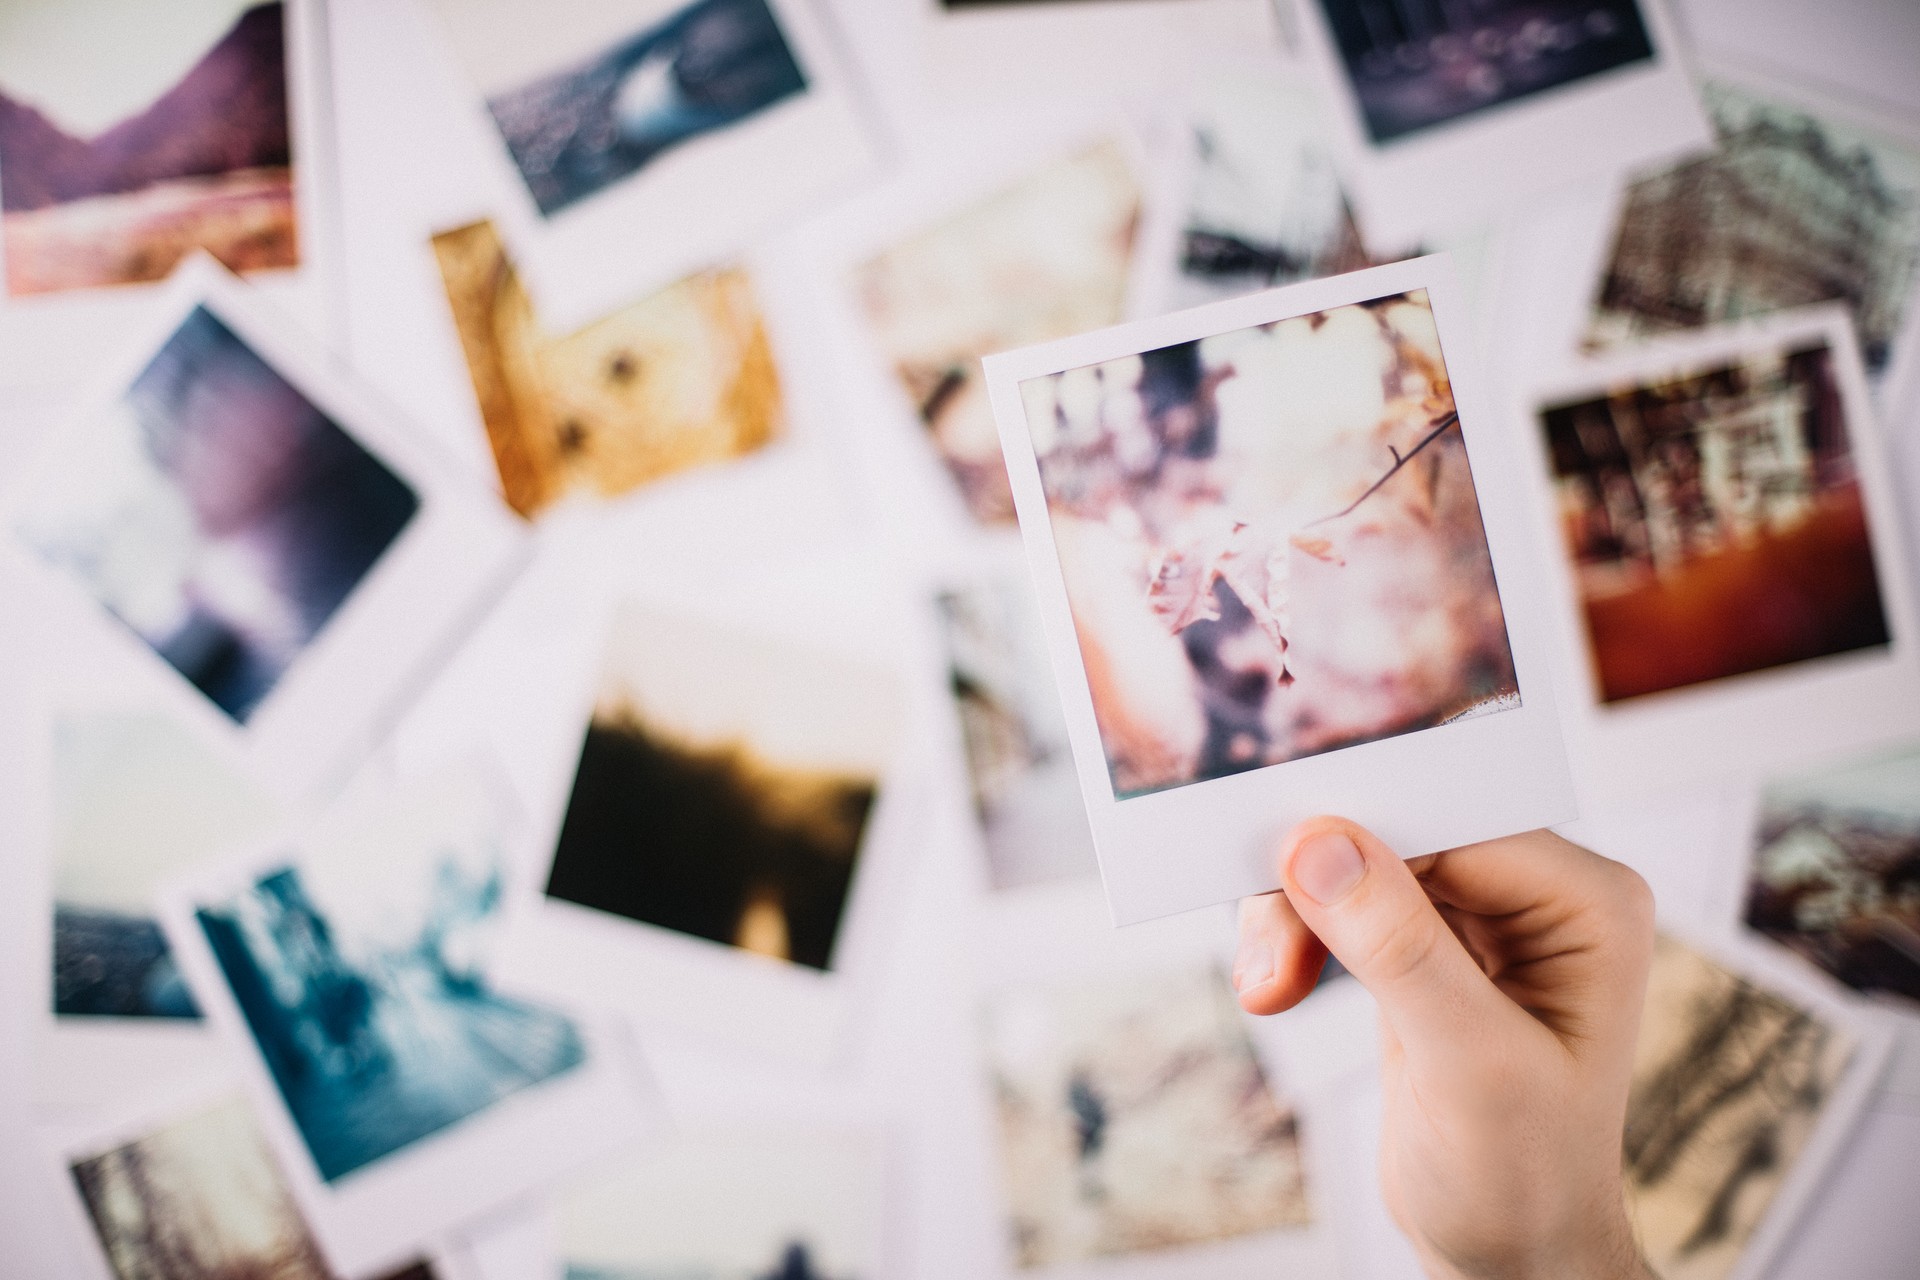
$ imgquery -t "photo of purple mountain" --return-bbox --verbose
[0,2,298,296]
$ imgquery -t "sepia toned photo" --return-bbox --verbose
[560,1129,884,1280]
[431,0,807,218]
[545,606,901,972]
[1588,81,1920,377]
[191,776,586,1182]
[1624,935,1855,1280]
[983,966,1309,1266]
[1540,337,1890,704]
[52,710,278,1019]
[855,143,1139,524]
[431,219,781,518]
[1017,287,1518,798]
[1744,741,1920,1008]
[16,305,419,724]
[1316,0,1655,145]
[937,575,1096,892]
[69,1093,331,1280]
[0,1,299,296]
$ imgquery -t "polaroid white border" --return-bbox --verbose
[1520,306,1920,805]
[422,0,881,334]
[1288,0,1711,250]
[1,254,528,802]
[0,0,342,392]
[155,761,661,1279]
[986,253,1576,925]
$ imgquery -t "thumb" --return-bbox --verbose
[1280,817,1506,1061]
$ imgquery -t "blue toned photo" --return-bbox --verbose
[17,306,419,723]
[193,775,586,1182]
[474,0,808,217]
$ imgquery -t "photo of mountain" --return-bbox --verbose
[0,1,297,296]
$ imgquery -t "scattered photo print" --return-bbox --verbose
[545,606,901,971]
[1744,741,1920,1008]
[52,710,278,1019]
[936,576,1095,892]
[0,1,298,296]
[1317,0,1655,145]
[193,774,586,1182]
[69,1092,331,1280]
[1539,338,1889,704]
[855,143,1139,524]
[431,219,781,518]
[560,1129,884,1280]
[983,966,1309,1266]
[1588,81,1920,377]
[432,0,807,218]
[1018,288,1518,798]
[1167,74,1376,311]
[15,305,419,723]
[1624,935,1854,1280]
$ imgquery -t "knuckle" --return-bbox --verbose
[1351,901,1443,988]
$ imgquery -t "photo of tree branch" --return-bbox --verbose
[1018,288,1518,798]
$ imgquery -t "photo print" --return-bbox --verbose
[15,303,418,724]
[982,965,1310,1265]
[0,0,301,296]
[51,709,278,1019]
[1744,741,1920,1009]
[558,1129,884,1280]
[1539,333,1889,705]
[544,604,902,972]
[1018,287,1516,798]
[1313,0,1655,145]
[1623,934,1864,1280]
[431,219,781,519]
[1587,79,1920,384]
[937,573,1096,892]
[854,142,1140,524]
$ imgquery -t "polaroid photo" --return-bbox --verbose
[984,254,1573,925]
[428,218,784,519]
[420,0,879,331]
[1624,928,1892,1280]
[497,580,926,1066]
[156,763,658,1278]
[1524,306,1920,801]
[1288,0,1711,249]
[2,255,527,799]
[0,0,339,391]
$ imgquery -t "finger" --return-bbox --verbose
[1234,889,1328,1015]
[1278,816,1516,1063]
[1416,829,1653,931]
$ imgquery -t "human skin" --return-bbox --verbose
[1234,819,1658,1280]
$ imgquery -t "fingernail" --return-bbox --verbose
[1291,831,1366,905]
[1234,937,1275,993]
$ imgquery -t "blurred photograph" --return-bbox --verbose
[191,774,586,1182]
[69,1093,331,1280]
[15,305,419,723]
[855,143,1139,524]
[1744,741,1920,1007]
[52,710,278,1019]
[431,0,807,218]
[0,1,298,296]
[1018,287,1518,798]
[1588,81,1920,377]
[936,576,1095,891]
[560,1129,884,1280]
[1315,0,1656,145]
[1540,337,1889,703]
[1624,935,1855,1280]
[983,966,1309,1266]
[431,219,781,518]
[545,606,901,972]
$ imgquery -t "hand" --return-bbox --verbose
[1234,818,1657,1280]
